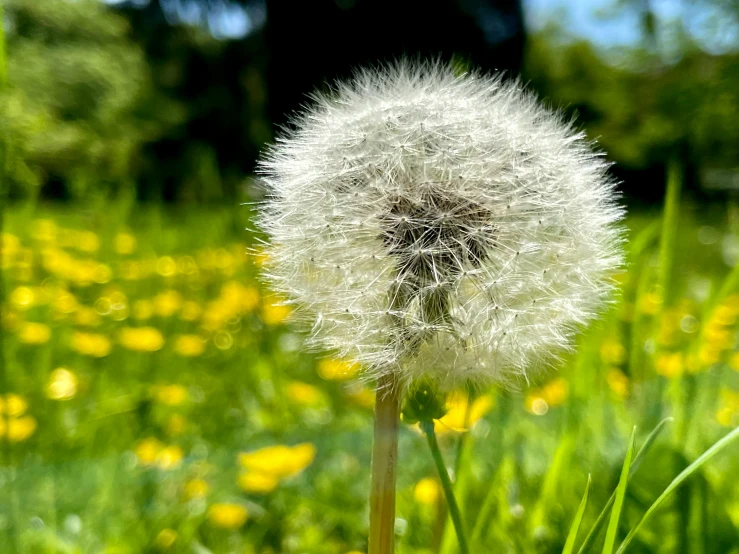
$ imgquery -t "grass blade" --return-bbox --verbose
[602,427,636,554]
[563,475,592,554]
[615,425,739,554]
[577,418,672,554]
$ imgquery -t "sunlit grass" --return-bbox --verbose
[1,202,738,553]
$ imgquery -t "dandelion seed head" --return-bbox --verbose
[257,60,624,391]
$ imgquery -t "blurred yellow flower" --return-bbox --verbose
[174,335,205,357]
[114,233,137,255]
[71,332,112,357]
[180,301,202,322]
[155,528,177,550]
[208,503,248,529]
[541,378,569,406]
[6,416,37,442]
[77,231,100,253]
[345,386,375,409]
[31,219,57,242]
[184,478,209,499]
[166,414,188,436]
[656,352,684,378]
[154,290,183,317]
[261,301,291,326]
[436,392,493,434]
[600,340,627,365]
[153,385,188,406]
[238,443,316,479]
[156,256,177,277]
[730,352,739,372]
[133,300,154,320]
[238,472,279,494]
[46,368,78,400]
[2,394,29,417]
[157,446,184,470]
[286,382,324,407]
[10,286,37,310]
[52,291,78,314]
[134,438,164,466]
[17,322,51,344]
[638,289,663,315]
[606,368,630,399]
[119,327,164,352]
[414,477,441,506]
[317,358,359,381]
[75,306,101,327]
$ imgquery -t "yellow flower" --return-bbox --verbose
[317,358,359,381]
[71,332,112,357]
[238,472,279,494]
[156,256,177,277]
[2,394,28,416]
[174,335,205,357]
[166,414,188,436]
[119,327,165,352]
[31,220,57,242]
[133,300,154,320]
[157,446,184,470]
[656,352,684,378]
[261,301,291,326]
[414,477,441,506]
[238,443,316,479]
[730,352,739,372]
[606,368,629,399]
[135,438,164,466]
[52,291,79,314]
[46,368,78,401]
[184,478,209,500]
[77,231,100,253]
[436,393,493,434]
[180,301,202,322]
[7,416,37,442]
[345,386,375,409]
[155,528,177,550]
[74,307,101,327]
[541,378,569,407]
[600,340,627,365]
[10,286,37,310]
[208,503,249,529]
[154,290,183,317]
[153,385,188,406]
[114,233,137,255]
[286,382,324,407]
[17,322,51,344]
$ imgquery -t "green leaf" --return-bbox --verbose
[562,474,591,554]
[578,418,672,554]
[602,427,636,554]
[615,425,739,554]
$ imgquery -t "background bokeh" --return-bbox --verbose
[1,1,738,553]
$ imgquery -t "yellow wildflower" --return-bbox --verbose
[436,392,493,434]
[238,472,279,494]
[157,446,184,470]
[600,340,627,365]
[174,335,205,357]
[638,288,663,315]
[7,416,37,442]
[345,386,375,409]
[10,286,37,310]
[317,358,359,381]
[153,385,188,406]
[52,291,78,314]
[606,368,630,399]
[77,231,100,253]
[17,322,51,344]
[541,378,569,406]
[46,368,78,401]
[75,306,101,327]
[208,503,248,529]
[133,300,154,320]
[156,256,177,277]
[286,382,324,407]
[114,233,137,255]
[261,301,291,326]
[180,301,202,321]
[135,438,164,466]
[71,332,112,358]
[238,443,316,479]
[155,528,177,550]
[119,327,165,352]
[166,414,188,436]
[184,478,209,499]
[414,477,441,506]
[3,394,28,416]
[656,352,684,378]
[154,290,182,317]
[31,219,57,242]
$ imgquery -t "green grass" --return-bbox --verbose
[1,199,739,554]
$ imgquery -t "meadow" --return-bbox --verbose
[2,188,739,553]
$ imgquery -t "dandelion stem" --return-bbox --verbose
[422,420,470,554]
[369,373,401,554]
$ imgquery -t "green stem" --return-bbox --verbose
[369,373,402,554]
[422,420,470,554]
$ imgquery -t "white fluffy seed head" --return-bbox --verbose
[257,60,624,391]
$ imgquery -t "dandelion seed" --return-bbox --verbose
[258,60,624,390]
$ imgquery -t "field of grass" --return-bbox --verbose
[2,195,739,554]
